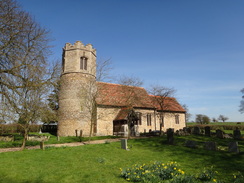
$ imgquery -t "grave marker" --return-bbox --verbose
[167,128,174,145]
[228,141,239,154]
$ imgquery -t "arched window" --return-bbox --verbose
[80,57,88,70]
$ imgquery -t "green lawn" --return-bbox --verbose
[0,136,244,183]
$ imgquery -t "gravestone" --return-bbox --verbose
[228,141,239,153]
[233,128,241,140]
[185,140,197,148]
[186,127,192,134]
[40,141,45,150]
[205,126,211,137]
[121,139,128,150]
[183,127,188,133]
[193,127,200,135]
[167,128,174,145]
[204,141,217,151]
[216,129,224,139]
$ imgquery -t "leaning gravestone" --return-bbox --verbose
[193,127,200,135]
[205,126,211,137]
[185,140,197,148]
[228,141,239,154]
[204,141,217,151]
[167,128,174,145]
[216,129,224,139]
[233,128,241,140]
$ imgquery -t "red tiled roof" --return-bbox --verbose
[149,95,186,112]
[96,82,154,108]
[96,82,185,113]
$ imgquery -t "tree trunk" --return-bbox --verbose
[20,128,28,151]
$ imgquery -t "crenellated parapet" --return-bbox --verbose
[64,41,96,55]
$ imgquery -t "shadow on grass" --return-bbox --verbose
[128,136,244,181]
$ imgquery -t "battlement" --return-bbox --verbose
[64,41,96,54]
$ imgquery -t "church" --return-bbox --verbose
[58,41,186,137]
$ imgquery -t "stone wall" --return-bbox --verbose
[95,107,186,136]
[96,107,120,136]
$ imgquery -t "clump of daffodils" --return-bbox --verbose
[120,162,240,183]
[121,161,189,182]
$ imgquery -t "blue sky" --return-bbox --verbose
[17,0,244,122]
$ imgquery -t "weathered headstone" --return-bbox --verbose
[204,141,217,151]
[167,128,174,145]
[233,128,241,140]
[40,141,45,150]
[121,139,128,150]
[186,127,192,134]
[228,141,239,153]
[193,127,200,135]
[216,129,224,139]
[185,140,197,148]
[205,126,211,136]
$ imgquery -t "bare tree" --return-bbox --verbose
[148,85,176,135]
[182,104,191,122]
[0,0,57,150]
[239,88,244,114]
[96,58,113,82]
[218,115,229,122]
[116,74,144,87]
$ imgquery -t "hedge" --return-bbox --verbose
[0,124,41,135]
[187,124,244,131]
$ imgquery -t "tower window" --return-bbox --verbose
[80,57,88,70]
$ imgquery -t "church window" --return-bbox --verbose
[135,112,142,125]
[175,114,180,124]
[147,114,152,126]
[80,57,88,70]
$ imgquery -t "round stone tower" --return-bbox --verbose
[58,41,96,136]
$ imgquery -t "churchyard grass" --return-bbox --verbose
[0,136,244,183]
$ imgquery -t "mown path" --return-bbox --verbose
[0,138,122,153]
